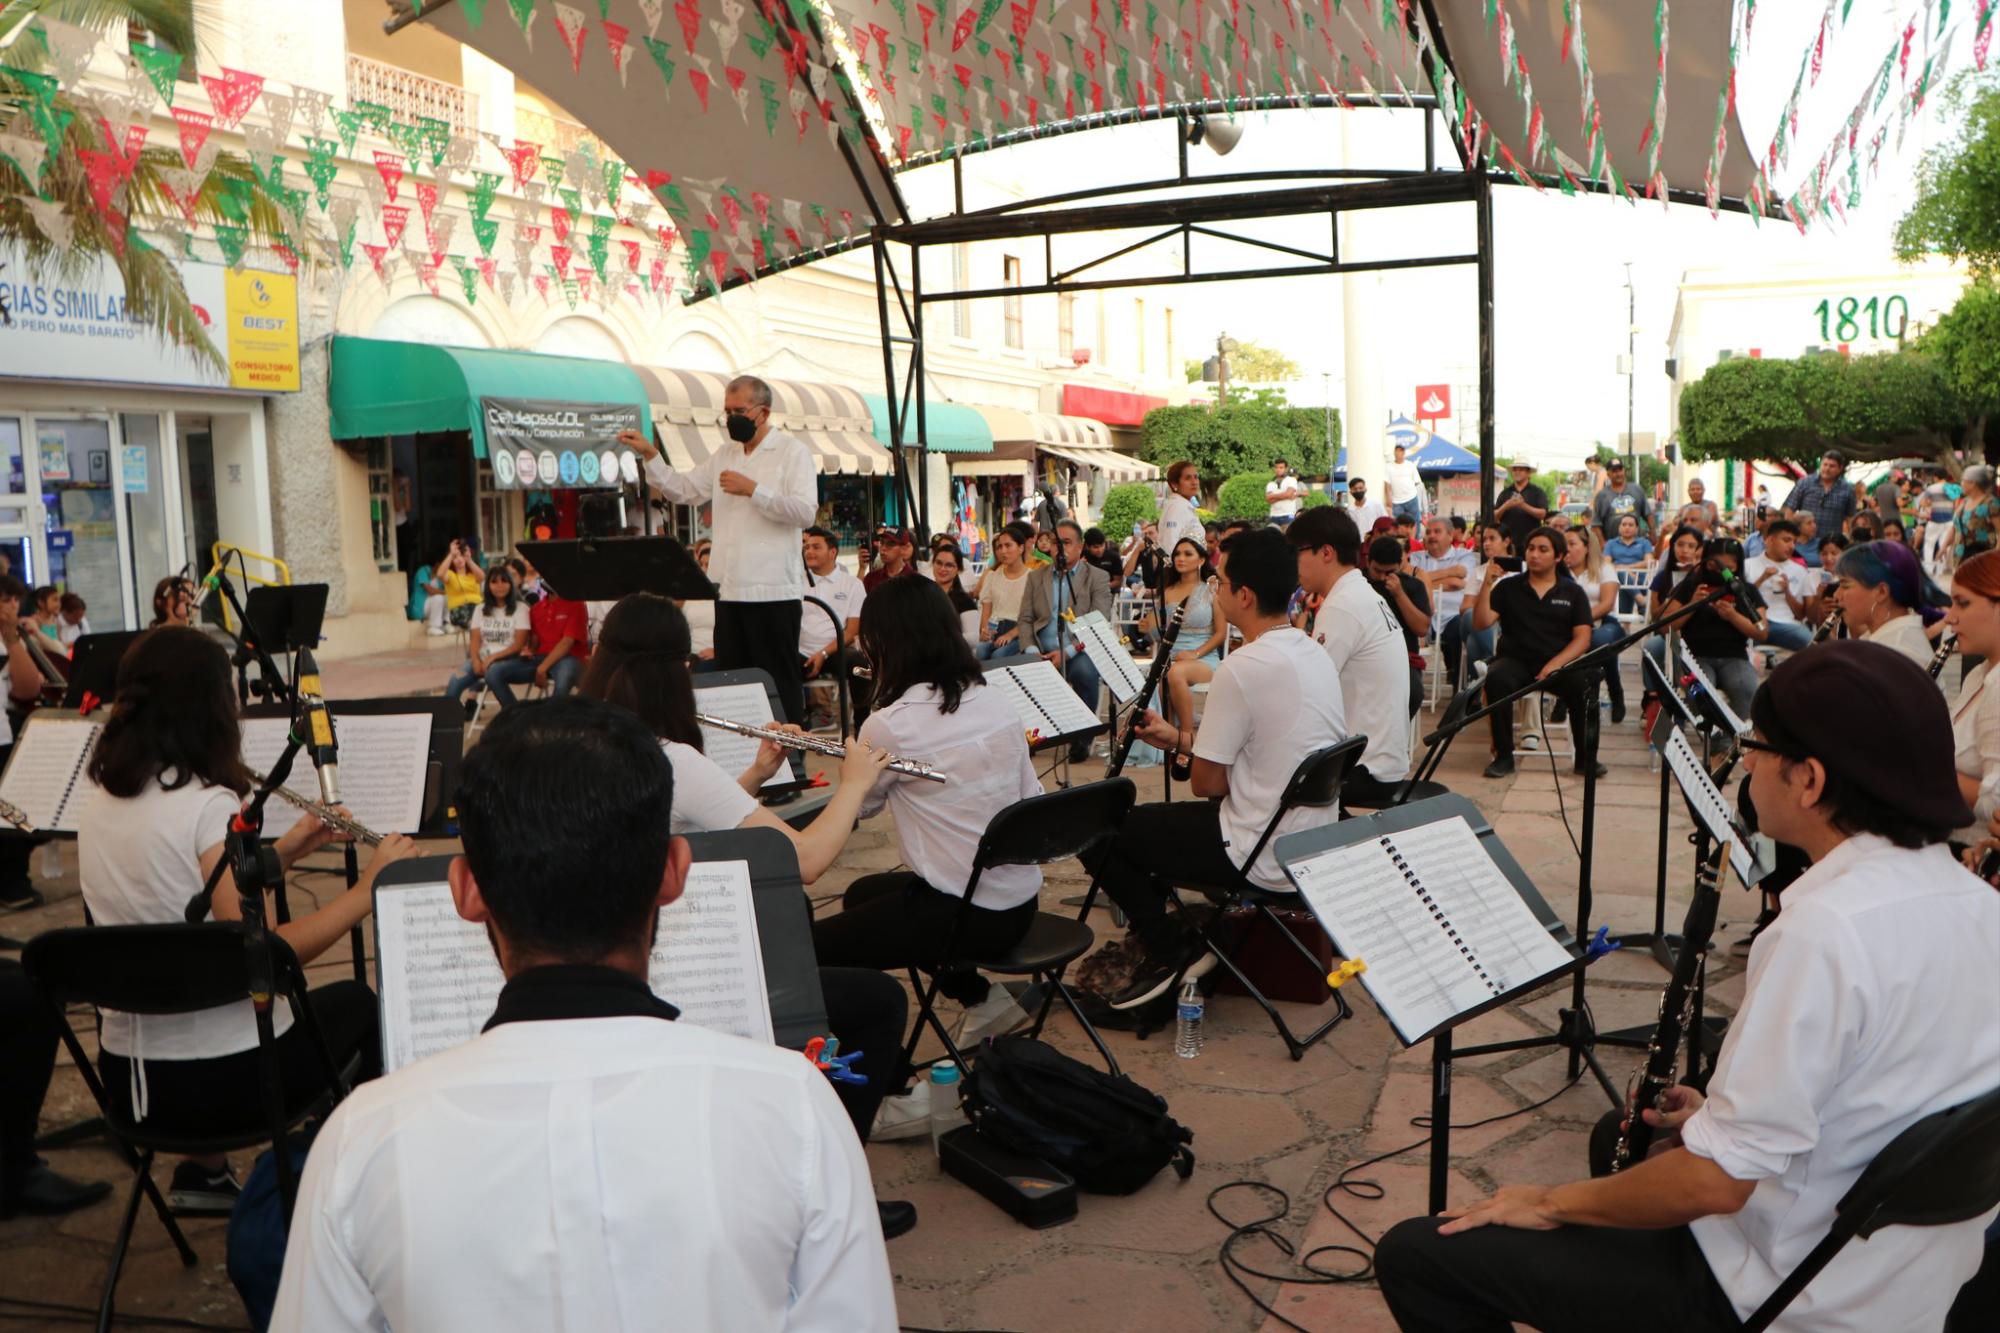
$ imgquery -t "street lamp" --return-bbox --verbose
[1201,332,1239,406]
[1623,261,1637,482]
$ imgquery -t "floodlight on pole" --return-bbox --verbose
[1186,114,1245,156]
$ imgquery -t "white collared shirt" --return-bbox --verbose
[1158,492,1203,556]
[644,428,818,602]
[1951,660,2000,830]
[270,1016,896,1333]
[798,565,866,658]
[1411,546,1478,620]
[1308,568,1411,783]
[1681,836,2000,1333]
[1860,612,1935,675]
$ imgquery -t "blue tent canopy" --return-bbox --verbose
[1328,419,1479,481]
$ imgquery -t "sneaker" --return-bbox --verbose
[1108,941,1217,1011]
[870,1083,933,1142]
[0,884,44,913]
[0,1163,112,1219]
[426,626,447,637]
[1520,734,1542,752]
[951,986,1031,1047]
[168,1160,240,1216]
[1482,756,1516,779]
[462,697,480,722]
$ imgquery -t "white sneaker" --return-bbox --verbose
[951,986,1031,1047]
[871,1082,933,1142]
[426,626,447,636]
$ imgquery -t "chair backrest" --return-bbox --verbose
[23,923,304,1017]
[1840,1084,2000,1237]
[971,777,1137,875]
[1239,736,1368,874]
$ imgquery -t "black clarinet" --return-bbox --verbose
[1929,631,1958,681]
[1591,842,1725,1175]
[1105,596,1188,777]
[1808,608,1843,645]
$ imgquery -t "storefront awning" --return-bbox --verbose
[860,393,993,454]
[1061,384,1170,429]
[969,404,1160,484]
[637,369,891,477]
[328,336,653,460]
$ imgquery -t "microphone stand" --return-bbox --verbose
[1037,489,1079,784]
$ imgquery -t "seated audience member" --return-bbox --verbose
[422,540,482,635]
[0,580,48,911]
[1,960,112,1218]
[25,586,63,652]
[149,575,195,629]
[1439,524,1513,687]
[1832,538,1948,673]
[1411,517,1478,630]
[1947,552,2000,845]
[1287,507,1409,803]
[55,592,89,649]
[443,563,532,714]
[975,521,1034,663]
[863,526,918,591]
[485,556,588,705]
[929,544,979,617]
[269,699,896,1330]
[77,628,414,1214]
[1602,513,1654,568]
[1743,519,1815,651]
[812,579,1047,1107]
[1366,534,1433,719]
[1016,519,1115,762]
[1563,528,1626,723]
[1082,527,1125,584]
[1087,529,1347,1007]
[798,526,869,714]
[1375,642,1999,1333]
[1471,524,1606,779]
[1646,536,1768,719]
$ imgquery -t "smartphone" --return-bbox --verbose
[1493,556,1524,573]
[1131,522,1143,540]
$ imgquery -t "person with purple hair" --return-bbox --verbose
[1829,538,1950,675]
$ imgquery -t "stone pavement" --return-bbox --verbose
[0,654,1757,1331]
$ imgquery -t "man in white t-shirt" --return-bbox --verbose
[1346,476,1388,535]
[1410,516,1478,622]
[1086,528,1346,1008]
[1385,443,1425,524]
[1264,458,1302,526]
[1743,518,1814,651]
[798,526,868,702]
[1287,505,1411,804]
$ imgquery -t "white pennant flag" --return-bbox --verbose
[16,194,73,249]
[262,91,296,145]
[636,0,666,36]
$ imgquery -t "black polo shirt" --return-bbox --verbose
[1679,578,1767,660]
[1493,481,1549,550]
[1490,571,1593,668]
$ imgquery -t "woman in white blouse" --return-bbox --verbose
[974,521,1033,661]
[1945,551,2000,840]
[77,628,416,1213]
[1831,538,1949,674]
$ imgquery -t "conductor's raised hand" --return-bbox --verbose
[614,428,658,461]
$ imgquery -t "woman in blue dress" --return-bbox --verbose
[1127,538,1225,767]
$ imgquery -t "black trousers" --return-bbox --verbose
[802,644,874,726]
[1082,801,1242,956]
[0,959,57,1190]
[1484,655,1600,767]
[819,966,905,1142]
[1375,1215,1742,1332]
[812,871,1036,1006]
[98,980,379,1138]
[717,600,805,725]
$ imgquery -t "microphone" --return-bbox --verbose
[296,648,340,807]
[190,569,222,617]
[1038,482,1068,521]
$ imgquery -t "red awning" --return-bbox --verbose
[1062,385,1168,428]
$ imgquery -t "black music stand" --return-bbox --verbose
[1276,795,1582,1215]
[693,668,808,791]
[235,584,329,704]
[60,631,142,709]
[518,536,716,602]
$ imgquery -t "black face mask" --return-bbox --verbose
[726,412,758,444]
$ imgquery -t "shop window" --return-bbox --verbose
[475,456,519,557]
[364,440,397,572]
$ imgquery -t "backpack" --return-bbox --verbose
[961,1035,1195,1194]
[226,1129,316,1332]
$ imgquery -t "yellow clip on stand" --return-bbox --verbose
[1326,958,1368,990]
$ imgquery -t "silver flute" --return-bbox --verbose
[695,713,947,784]
[0,796,32,834]
[250,772,384,845]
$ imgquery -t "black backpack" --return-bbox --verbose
[961,1035,1195,1194]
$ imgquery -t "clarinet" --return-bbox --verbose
[1592,842,1725,1175]
[1105,593,1189,777]
[1808,607,1844,645]
[1928,631,1959,681]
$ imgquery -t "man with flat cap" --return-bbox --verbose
[1374,640,2000,1333]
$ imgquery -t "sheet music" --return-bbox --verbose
[987,660,1102,739]
[1070,611,1148,703]
[1286,816,1574,1045]
[240,712,432,840]
[376,859,774,1072]
[1661,728,1762,888]
[0,717,102,832]
[693,683,792,789]
[1679,654,1751,735]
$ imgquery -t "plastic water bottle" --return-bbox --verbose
[37,841,60,880]
[1175,981,1205,1059]
[928,1063,963,1156]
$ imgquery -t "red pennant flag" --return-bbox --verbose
[952,6,978,50]
[676,0,702,51]
[719,193,741,233]
[620,238,642,269]
[688,68,712,111]
[79,150,129,217]
[603,19,631,74]
[374,150,404,202]
[553,6,590,73]
[169,107,212,170]
[98,119,150,170]
[415,181,440,229]
[724,66,747,96]
[476,257,498,290]
[534,273,551,302]
[750,191,771,228]
[551,243,573,277]
[656,223,677,249]
[380,203,409,247]
[577,272,594,301]
[200,68,264,129]
[503,140,541,189]
[916,4,936,51]
[650,256,667,291]
[273,241,300,273]
[363,242,389,278]
[517,223,542,246]
[643,168,673,191]
[550,207,572,243]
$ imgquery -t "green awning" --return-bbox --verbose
[328,336,654,459]
[859,392,993,454]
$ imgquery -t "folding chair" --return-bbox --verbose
[21,924,351,1333]
[901,778,1135,1078]
[1741,1083,2000,1332]
[1168,737,1367,1061]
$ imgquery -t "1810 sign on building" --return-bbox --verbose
[1812,293,1910,343]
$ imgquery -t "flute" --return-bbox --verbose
[249,772,384,845]
[1929,631,1959,681]
[695,714,948,783]
[0,796,32,834]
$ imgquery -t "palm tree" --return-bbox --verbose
[0,0,286,370]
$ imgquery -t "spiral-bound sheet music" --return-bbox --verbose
[1679,654,1751,735]
[0,715,103,833]
[240,713,431,841]
[1069,611,1148,703]
[692,681,794,789]
[1285,815,1575,1045]
[985,659,1103,740]
[1661,727,1764,888]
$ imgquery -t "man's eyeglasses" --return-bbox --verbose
[1739,738,1795,760]
[724,406,762,419]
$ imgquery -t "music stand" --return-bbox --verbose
[239,584,329,654]
[518,536,716,602]
[693,668,808,791]
[59,631,142,709]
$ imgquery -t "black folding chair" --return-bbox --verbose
[1349,676,1481,814]
[1742,1083,2000,1332]
[1170,737,1367,1061]
[901,778,1135,1078]
[21,924,351,1333]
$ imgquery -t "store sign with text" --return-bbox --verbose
[0,243,298,393]
[480,397,644,491]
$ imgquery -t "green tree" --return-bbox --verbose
[1894,73,2000,275]
[1678,350,1972,471]
[1098,482,1157,539]
[1181,339,1301,384]
[0,1,285,369]
[1138,403,1336,500]
[1214,471,1274,521]
[1591,443,1669,494]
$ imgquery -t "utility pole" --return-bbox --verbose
[1624,261,1638,483]
[1322,371,1333,472]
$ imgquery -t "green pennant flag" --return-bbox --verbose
[462,0,489,26]
[595,0,611,18]
[642,36,677,88]
[559,186,582,218]
[130,42,184,106]
[2,66,73,162]
[473,213,500,254]
[469,170,502,220]
[507,0,537,34]
[337,210,358,268]
[746,30,773,60]
[331,107,366,156]
[213,174,255,224]
[214,223,248,268]
[542,154,568,187]
[683,226,712,281]
[601,158,624,202]
[303,138,340,208]
[355,100,395,134]
[388,120,427,164]
[453,255,480,303]
[416,116,452,167]
[759,78,780,136]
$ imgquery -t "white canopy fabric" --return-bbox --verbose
[967,404,1159,483]
[634,366,891,477]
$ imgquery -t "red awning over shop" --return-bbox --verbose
[1061,385,1168,428]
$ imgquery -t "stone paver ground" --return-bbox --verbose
[1,649,1757,1330]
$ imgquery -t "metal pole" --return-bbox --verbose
[1322,371,1333,474]
[1476,172,1495,528]
[872,239,913,529]
[1626,261,1637,485]
[912,240,930,543]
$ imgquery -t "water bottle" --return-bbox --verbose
[37,841,60,880]
[1175,980,1205,1059]
[928,1062,963,1156]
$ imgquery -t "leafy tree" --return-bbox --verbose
[1591,443,1669,493]
[1913,279,2000,451]
[0,1,285,369]
[1098,482,1157,539]
[1678,350,1972,471]
[1214,472,1275,521]
[1181,339,1301,384]
[1138,403,1336,499]
[1894,73,2000,275]
[1298,488,1331,511]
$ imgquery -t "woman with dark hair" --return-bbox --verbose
[1945,551,2000,846]
[75,628,416,1213]
[928,544,978,616]
[974,521,1032,661]
[815,577,1044,1125]
[1648,535,1768,718]
[0,576,47,912]
[149,574,194,629]
[443,562,532,711]
[1647,524,1705,620]
[1147,537,1225,758]
[1833,538,1949,673]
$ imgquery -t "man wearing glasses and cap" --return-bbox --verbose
[618,376,819,724]
[1374,640,2000,1333]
